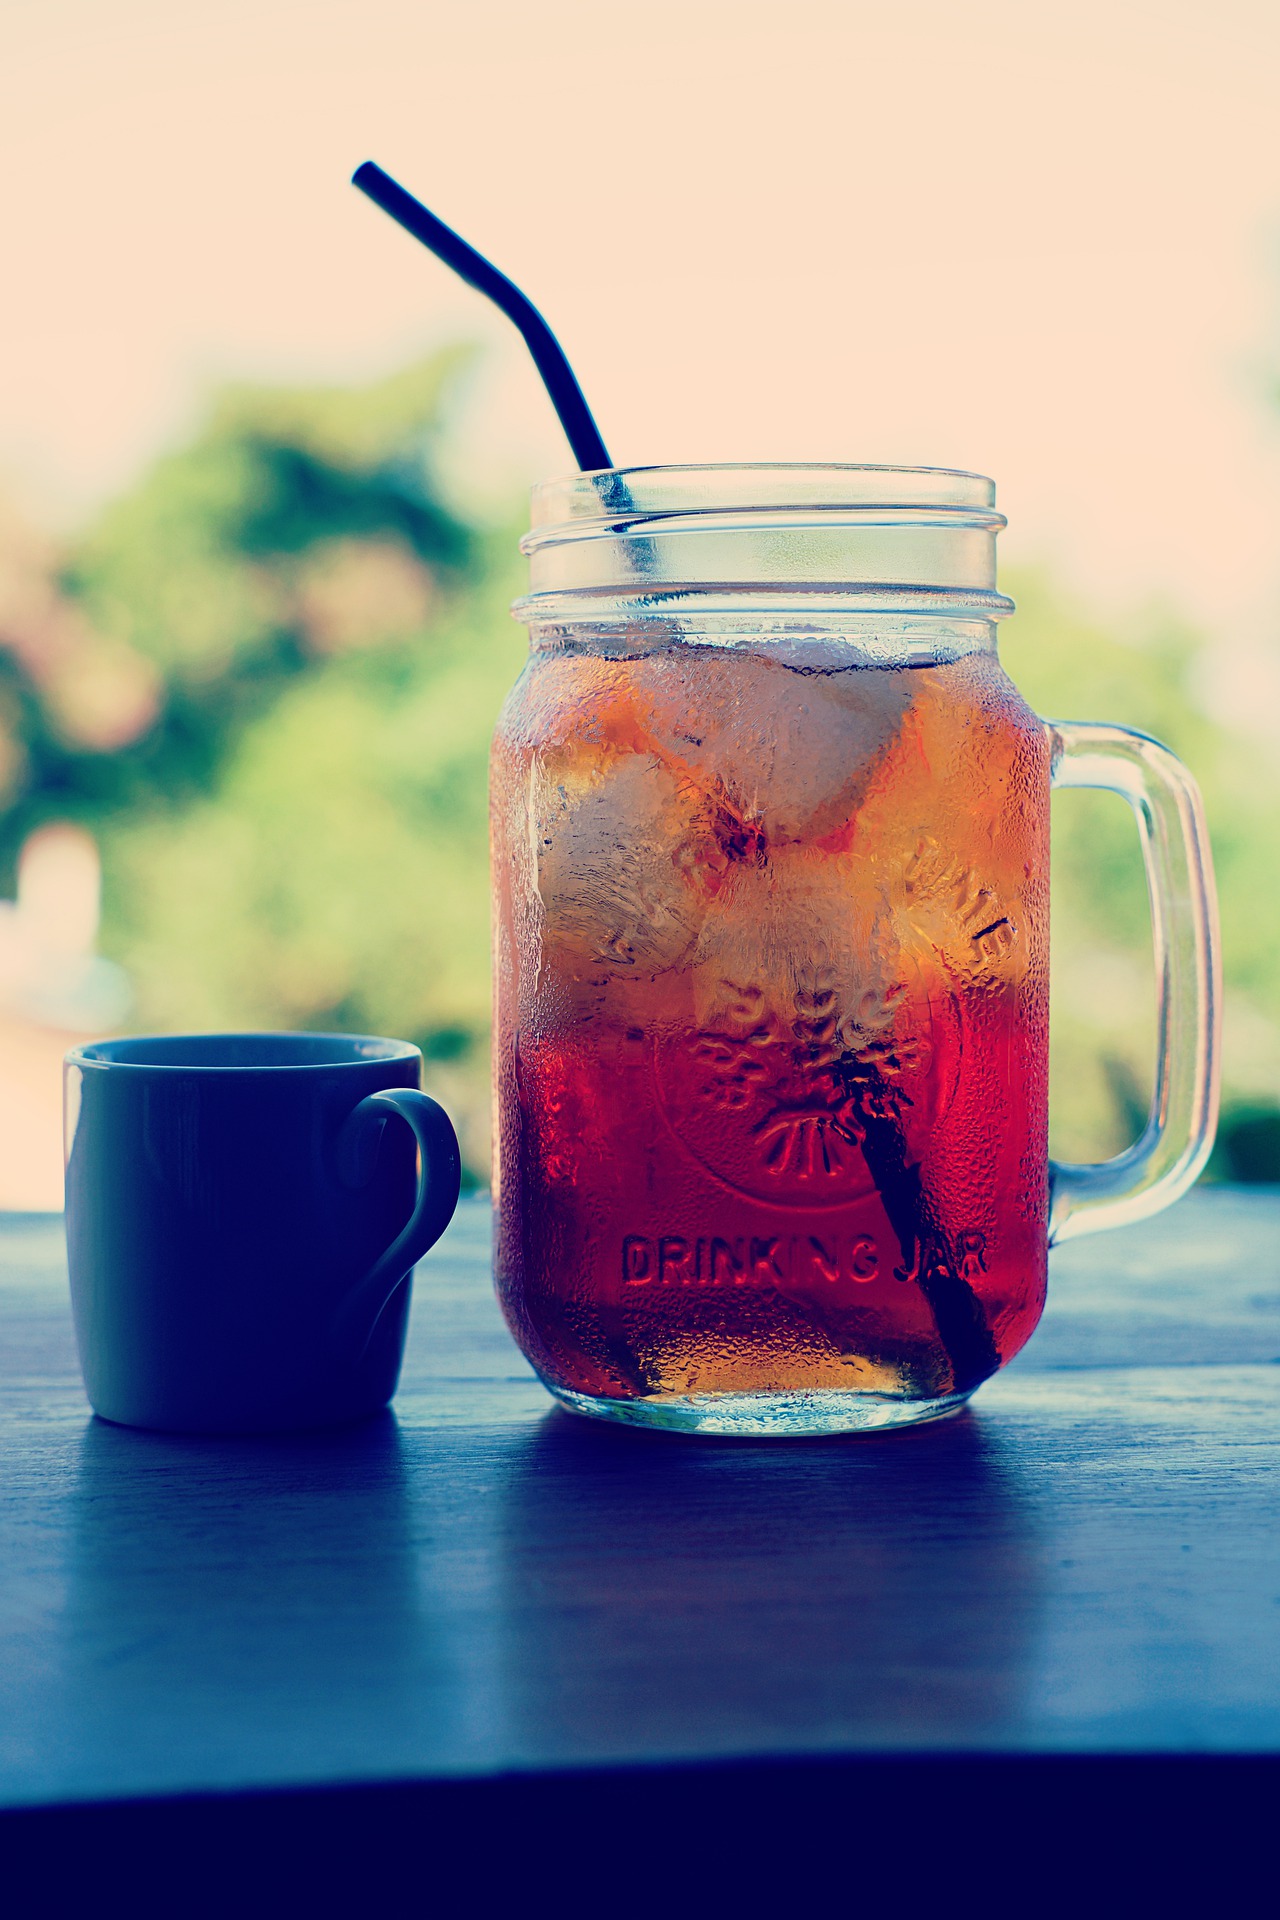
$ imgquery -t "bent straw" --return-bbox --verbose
[352,161,612,474]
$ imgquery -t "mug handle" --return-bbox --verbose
[1047,720,1221,1244]
[335,1089,462,1353]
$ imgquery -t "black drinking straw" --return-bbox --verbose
[352,161,613,474]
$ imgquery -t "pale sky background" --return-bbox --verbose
[4,0,1280,719]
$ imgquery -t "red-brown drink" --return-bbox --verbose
[492,638,1051,1430]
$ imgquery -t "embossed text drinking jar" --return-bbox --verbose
[490,466,1220,1435]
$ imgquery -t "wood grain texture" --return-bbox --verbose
[0,1190,1277,1814]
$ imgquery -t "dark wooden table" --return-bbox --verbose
[1,1191,1277,1909]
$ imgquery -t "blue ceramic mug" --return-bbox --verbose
[63,1034,461,1433]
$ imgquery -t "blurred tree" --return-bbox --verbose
[0,354,474,869]
[100,532,525,1176]
[0,350,522,1176]
[2,350,1277,1185]
[1001,572,1280,1174]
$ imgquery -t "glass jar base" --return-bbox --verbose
[546,1383,975,1438]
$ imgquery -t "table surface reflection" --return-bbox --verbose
[1,1189,1278,1811]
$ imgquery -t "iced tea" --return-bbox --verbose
[492,638,1051,1423]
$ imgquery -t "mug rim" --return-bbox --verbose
[65,1032,422,1074]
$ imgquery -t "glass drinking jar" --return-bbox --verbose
[490,466,1220,1436]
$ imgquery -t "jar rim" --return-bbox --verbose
[529,462,1000,533]
[519,463,1009,620]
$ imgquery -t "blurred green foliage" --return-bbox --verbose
[0,351,524,1175]
[1000,575,1280,1174]
[1,348,1276,1181]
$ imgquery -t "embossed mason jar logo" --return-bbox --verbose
[652,957,962,1209]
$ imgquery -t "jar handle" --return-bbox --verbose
[1047,720,1221,1244]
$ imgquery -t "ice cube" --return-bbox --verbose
[531,747,701,975]
[628,648,914,846]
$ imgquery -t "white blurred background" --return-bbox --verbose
[5,1,1279,648]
